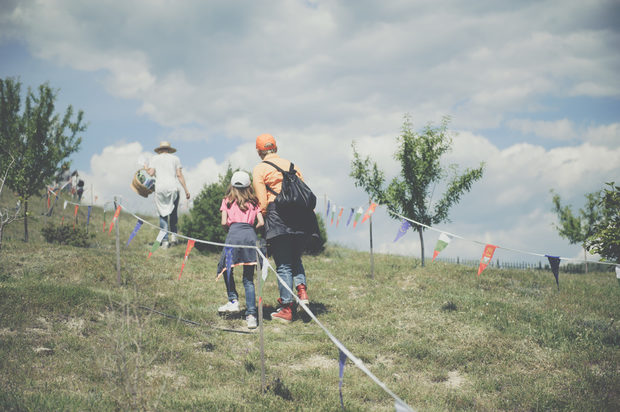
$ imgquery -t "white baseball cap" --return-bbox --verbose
[231,171,251,188]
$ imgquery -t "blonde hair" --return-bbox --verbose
[225,185,258,212]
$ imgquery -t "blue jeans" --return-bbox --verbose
[270,235,307,305]
[159,194,179,241]
[225,265,256,316]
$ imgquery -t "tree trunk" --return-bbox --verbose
[0,223,4,251]
[583,247,588,274]
[418,226,425,267]
[23,199,29,242]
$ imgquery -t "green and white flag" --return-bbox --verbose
[432,232,452,261]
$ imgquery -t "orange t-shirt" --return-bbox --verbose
[252,153,304,215]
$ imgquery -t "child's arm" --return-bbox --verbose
[221,209,228,228]
[256,212,264,229]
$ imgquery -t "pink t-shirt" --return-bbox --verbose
[220,198,260,226]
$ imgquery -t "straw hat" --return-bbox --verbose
[154,141,177,153]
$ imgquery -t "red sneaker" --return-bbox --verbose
[272,303,293,323]
[296,284,309,305]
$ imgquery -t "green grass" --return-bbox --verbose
[0,197,618,411]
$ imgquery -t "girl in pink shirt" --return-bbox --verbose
[216,171,264,329]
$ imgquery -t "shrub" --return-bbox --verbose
[41,223,93,247]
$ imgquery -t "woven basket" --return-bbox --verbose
[130,170,155,198]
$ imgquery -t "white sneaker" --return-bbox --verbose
[218,300,240,313]
[246,314,257,329]
[170,234,178,245]
[161,240,170,249]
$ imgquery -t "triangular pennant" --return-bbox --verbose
[345,208,355,227]
[86,206,92,228]
[393,219,411,242]
[63,200,68,210]
[108,205,122,233]
[73,205,79,229]
[352,207,364,228]
[477,244,497,275]
[126,219,144,246]
[147,230,167,259]
[178,239,196,280]
[336,207,344,226]
[330,205,336,225]
[545,255,561,290]
[395,399,415,412]
[339,350,347,410]
[326,200,331,218]
[361,202,377,224]
[258,256,269,301]
[432,232,453,261]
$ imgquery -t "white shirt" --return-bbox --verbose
[149,153,182,217]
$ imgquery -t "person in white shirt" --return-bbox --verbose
[145,141,190,247]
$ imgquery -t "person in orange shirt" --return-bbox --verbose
[252,134,311,323]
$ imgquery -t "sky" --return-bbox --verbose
[1,0,619,265]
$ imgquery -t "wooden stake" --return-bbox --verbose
[257,241,266,393]
[115,197,121,285]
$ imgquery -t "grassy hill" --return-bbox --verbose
[0,194,619,411]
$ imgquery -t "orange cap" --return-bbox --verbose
[256,134,277,151]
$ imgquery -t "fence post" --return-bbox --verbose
[368,199,374,279]
[257,241,266,393]
[114,196,121,286]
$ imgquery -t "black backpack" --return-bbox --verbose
[262,161,317,210]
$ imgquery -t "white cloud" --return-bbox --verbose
[507,118,577,141]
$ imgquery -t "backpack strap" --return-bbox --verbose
[262,160,296,195]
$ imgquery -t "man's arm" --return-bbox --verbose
[252,165,268,215]
[177,168,190,199]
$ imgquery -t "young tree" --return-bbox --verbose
[0,78,86,241]
[351,115,484,266]
[0,154,23,251]
[585,182,619,264]
[180,166,235,253]
[551,189,602,272]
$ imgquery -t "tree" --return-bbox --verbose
[0,154,23,251]
[551,189,602,271]
[351,115,484,266]
[585,182,619,264]
[180,166,234,253]
[0,77,86,241]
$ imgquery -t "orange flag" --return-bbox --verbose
[73,205,79,229]
[478,244,497,275]
[108,205,122,233]
[178,239,196,280]
[336,207,344,226]
[361,203,377,224]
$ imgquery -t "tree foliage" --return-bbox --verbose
[351,115,484,266]
[551,189,601,248]
[585,182,620,263]
[180,166,234,253]
[0,77,86,241]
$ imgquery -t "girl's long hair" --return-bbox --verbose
[225,185,258,212]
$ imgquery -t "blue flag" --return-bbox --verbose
[393,220,411,242]
[126,219,144,246]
